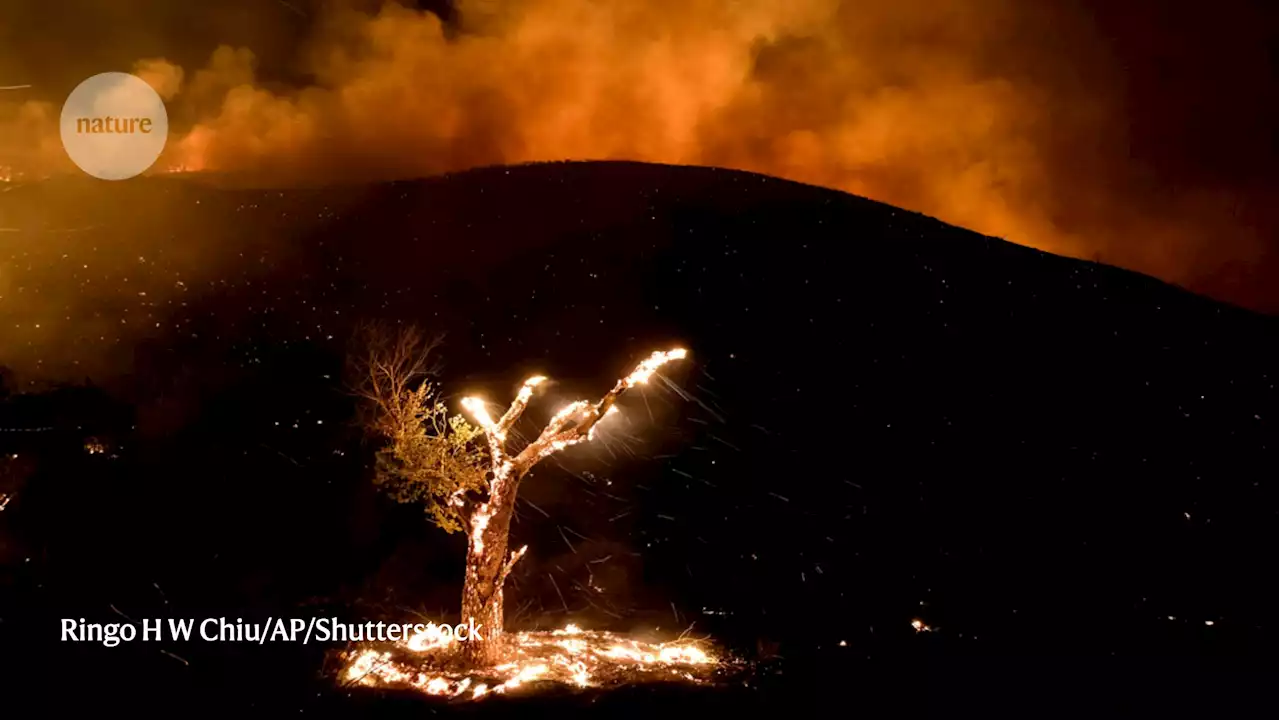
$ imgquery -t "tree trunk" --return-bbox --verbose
[458,477,520,666]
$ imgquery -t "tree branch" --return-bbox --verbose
[497,545,528,586]
[350,322,486,533]
[347,321,446,438]
[497,376,547,436]
[458,348,686,497]
[510,349,687,470]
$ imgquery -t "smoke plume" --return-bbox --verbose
[0,0,1274,311]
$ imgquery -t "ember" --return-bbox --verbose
[342,623,724,700]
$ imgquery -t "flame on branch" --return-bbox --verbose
[462,348,688,481]
[351,327,690,668]
[454,347,688,665]
[499,376,547,435]
[624,348,689,387]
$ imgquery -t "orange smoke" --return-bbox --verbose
[0,0,1272,310]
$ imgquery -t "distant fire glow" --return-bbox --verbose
[343,623,721,699]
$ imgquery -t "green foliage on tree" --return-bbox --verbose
[373,394,487,533]
[348,322,489,533]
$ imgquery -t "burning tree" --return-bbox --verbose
[350,324,488,535]
[352,323,687,666]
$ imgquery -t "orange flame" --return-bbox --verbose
[344,623,720,700]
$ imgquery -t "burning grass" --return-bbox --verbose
[342,623,729,701]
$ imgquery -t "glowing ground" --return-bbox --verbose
[343,624,729,701]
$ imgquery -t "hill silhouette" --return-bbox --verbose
[0,161,1272,716]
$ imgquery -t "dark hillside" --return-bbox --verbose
[0,161,1272,716]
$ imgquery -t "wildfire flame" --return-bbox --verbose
[460,397,496,431]
[461,347,687,473]
[517,376,547,400]
[625,349,688,388]
[357,349,702,700]
[343,623,721,700]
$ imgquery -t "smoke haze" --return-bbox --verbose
[0,0,1274,313]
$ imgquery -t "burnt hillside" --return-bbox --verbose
[0,162,1273,716]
